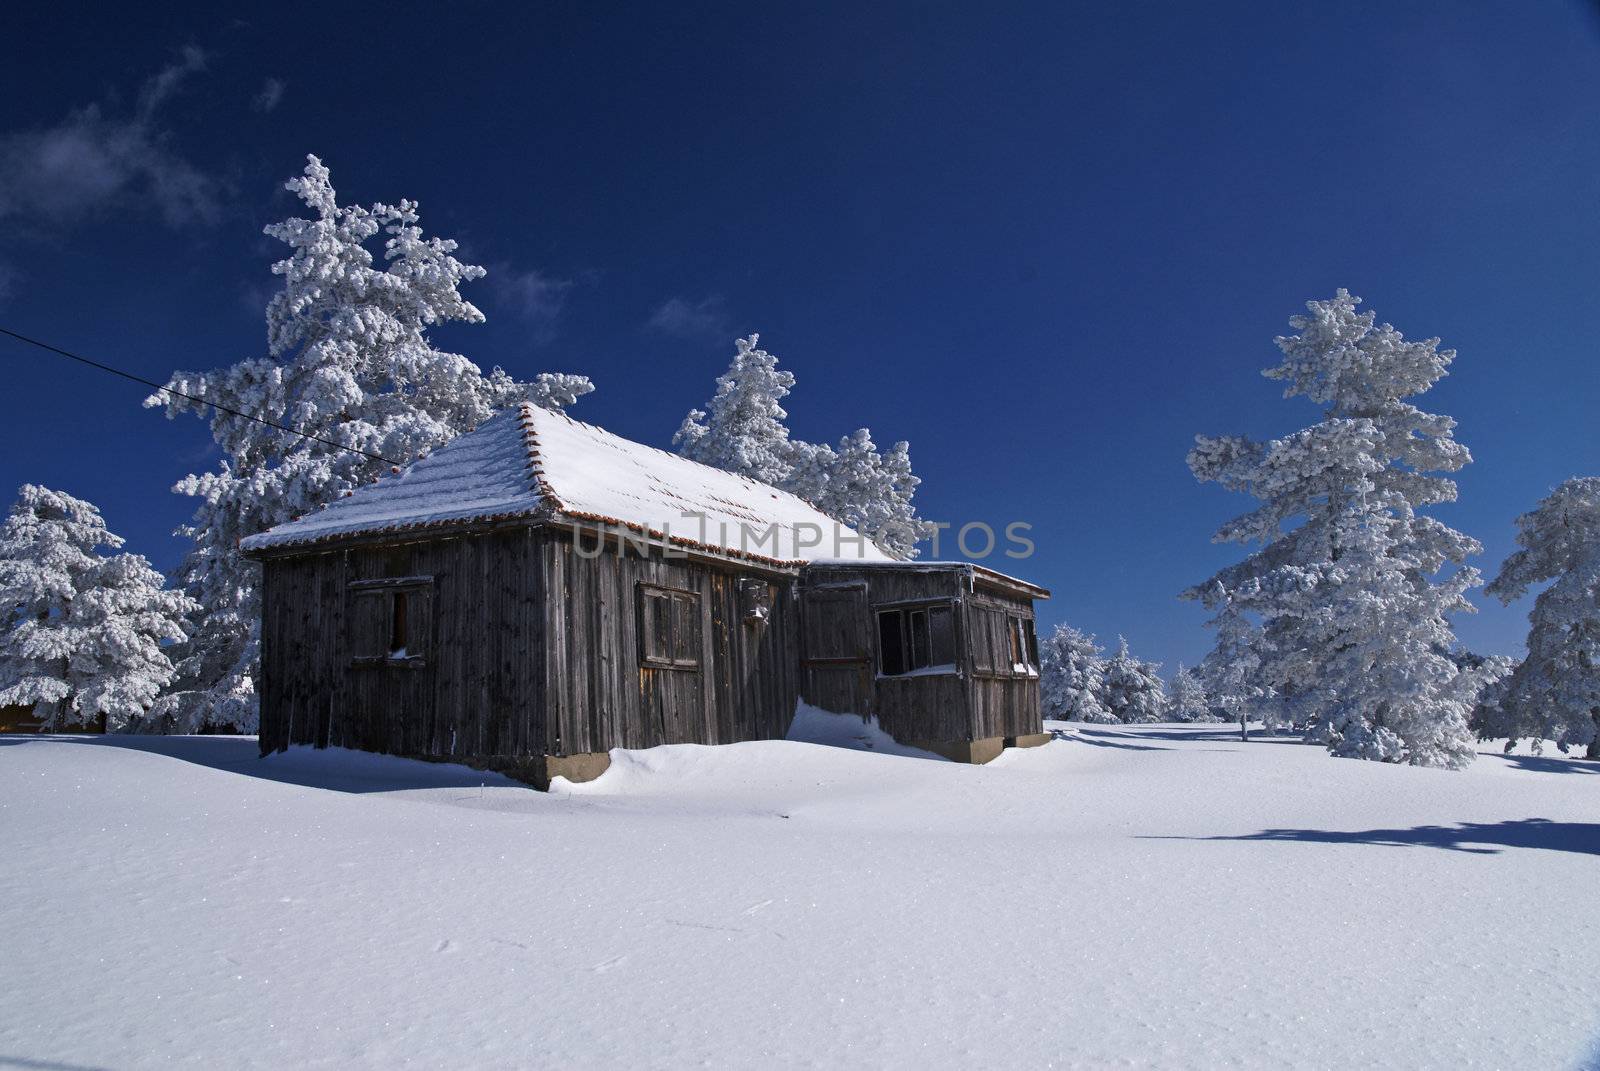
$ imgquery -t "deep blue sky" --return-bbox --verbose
[2,2,1598,673]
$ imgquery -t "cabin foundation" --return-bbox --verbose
[1007,732,1052,750]
[541,752,612,788]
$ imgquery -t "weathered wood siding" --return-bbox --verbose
[540,534,800,756]
[799,564,1044,744]
[964,586,1043,741]
[260,524,803,766]
[258,527,547,763]
[798,582,874,717]
[800,564,976,742]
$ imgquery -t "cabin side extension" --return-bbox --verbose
[798,561,1051,762]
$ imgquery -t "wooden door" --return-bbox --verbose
[799,583,873,715]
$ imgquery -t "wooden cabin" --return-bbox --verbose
[242,404,1050,788]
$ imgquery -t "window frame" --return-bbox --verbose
[348,575,433,669]
[1008,613,1040,678]
[637,583,703,671]
[874,598,960,679]
[967,600,1040,679]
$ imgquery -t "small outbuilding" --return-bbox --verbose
[242,404,1050,787]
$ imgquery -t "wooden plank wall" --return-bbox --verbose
[256,526,1038,768]
[798,565,1044,745]
[965,588,1045,740]
[799,565,977,742]
[797,583,874,717]
[258,527,546,763]
[538,535,800,756]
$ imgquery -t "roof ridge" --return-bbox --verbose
[517,403,565,511]
[519,401,786,495]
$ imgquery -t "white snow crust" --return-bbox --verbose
[3,720,1596,1069]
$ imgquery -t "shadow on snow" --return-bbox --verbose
[0,733,509,794]
[1150,817,1600,857]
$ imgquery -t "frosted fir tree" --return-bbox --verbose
[673,334,798,486]
[675,334,934,559]
[1459,651,1517,744]
[1287,510,1478,767]
[1169,663,1217,723]
[1183,290,1481,767]
[146,155,592,732]
[1196,594,1275,740]
[0,486,196,731]
[1478,477,1600,756]
[1100,636,1168,723]
[1039,624,1113,723]
[790,430,933,560]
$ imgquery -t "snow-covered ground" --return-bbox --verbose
[2,718,1597,1070]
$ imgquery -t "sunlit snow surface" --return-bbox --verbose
[2,719,1597,1069]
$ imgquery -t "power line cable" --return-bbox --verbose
[0,326,401,466]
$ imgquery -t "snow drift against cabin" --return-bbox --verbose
[245,404,893,564]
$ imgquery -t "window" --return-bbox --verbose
[970,604,1037,677]
[1009,614,1039,675]
[876,602,957,676]
[349,577,432,667]
[638,584,702,669]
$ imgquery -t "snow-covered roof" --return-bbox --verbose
[241,404,891,565]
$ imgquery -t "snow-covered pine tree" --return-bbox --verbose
[675,334,933,559]
[1039,623,1114,723]
[1460,651,1517,745]
[1196,592,1274,739]
[1169,663,1216,722]
[673,334,798,486]
[145,155,592,732]
[1478,477,1600,756]
[1182,290,1481,768]
[1100,636,1168,724]
[790,430,932,560]
[0,485,196,731]
[1289,509,1479,767]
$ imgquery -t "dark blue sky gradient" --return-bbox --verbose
[2,2,1598,672]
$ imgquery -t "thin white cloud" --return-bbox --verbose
[0,46,220,228]
[138,46,208,120]
[252,77,285,114]
[490,265,573,338]
[645,295,731,339]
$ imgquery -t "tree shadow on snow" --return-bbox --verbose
[1065,727,1246,753]
[0,733,512,794]
[0,1055,119,1071]
[1065,730,1175,752]
[1154,818,1600,857]
[1493,752,1600,776]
